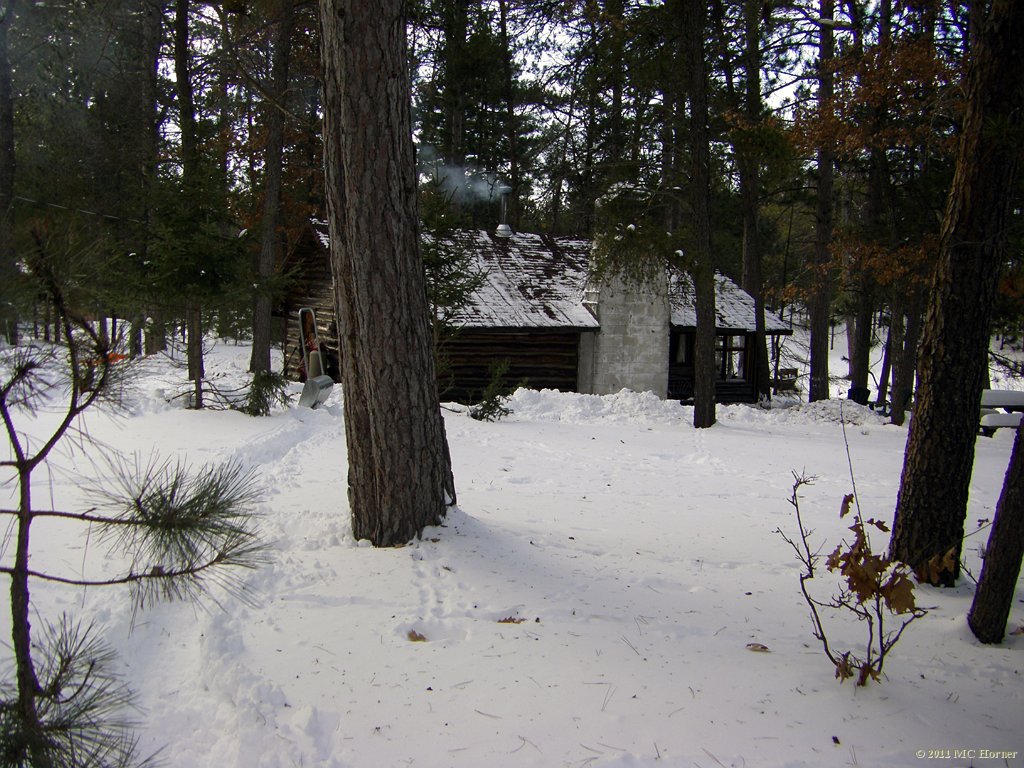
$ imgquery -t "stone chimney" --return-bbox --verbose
[578,270,669,398]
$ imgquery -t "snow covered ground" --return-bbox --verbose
[2,336,1022,768]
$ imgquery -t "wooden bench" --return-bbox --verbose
[773,367,799,393]
[979,389,1024,437]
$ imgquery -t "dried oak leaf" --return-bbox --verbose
[865,517,890,533]
[407,630,428,642]
[919,547,958,585]
[839,493,855,518]
[497,617,527,624]
[881,572,917,614]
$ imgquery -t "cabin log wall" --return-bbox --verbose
[278,230,338,380]
[439,330,581,402]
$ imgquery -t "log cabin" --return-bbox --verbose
[277,221,791,404]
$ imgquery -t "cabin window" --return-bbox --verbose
[715,335,746,379]
[670,331,692,366]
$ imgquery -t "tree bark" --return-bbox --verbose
[141,0,166,360]
[738,0,770,404]
[0,0,18,344]
[890,293,921,426]
[849,289,873,398]
[174,0,198,183]
[889,0,1024,585]
[133,0,161,360]
[175,0,205,406]
[875,317,892,409]
[496,0,520,228]
[319,0,456,546]
[440,0,470,167]
[808,0,835,403]
[685,0,715,428]
[968,422,1024,643]
[848,0,888,401]
[9,450,45,761]
[251,0,294,374]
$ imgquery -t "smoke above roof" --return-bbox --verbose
[417,144,502,205]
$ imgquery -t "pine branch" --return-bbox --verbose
[1,616,157,768]
[9,507,176,527]
[4,543,257,588]
[84,454,268,609]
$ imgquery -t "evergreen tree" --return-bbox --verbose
[1,231,264,765]
[248,0,296,375]
[683,0,716,427]
[808,0,836,403]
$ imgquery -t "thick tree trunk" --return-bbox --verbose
[808,0,835,403]
[968,422,1024,643]
[319,0,455,546]
[685,0,715,428]
[890,0,1024,585]
[251,1,294,375]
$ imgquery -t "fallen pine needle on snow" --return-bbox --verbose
[702,747,731,767]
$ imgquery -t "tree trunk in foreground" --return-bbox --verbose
[889,0,1024,585]
[319,0,456,546]
[968,422,1024,643]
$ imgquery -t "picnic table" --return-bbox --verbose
[979,389,1024,437]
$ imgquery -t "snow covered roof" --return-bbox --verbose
[443,231,789,334]
[444,230,599,330]
[312,218,330,250]
[306,221,790,334]
[668,271,792,334]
